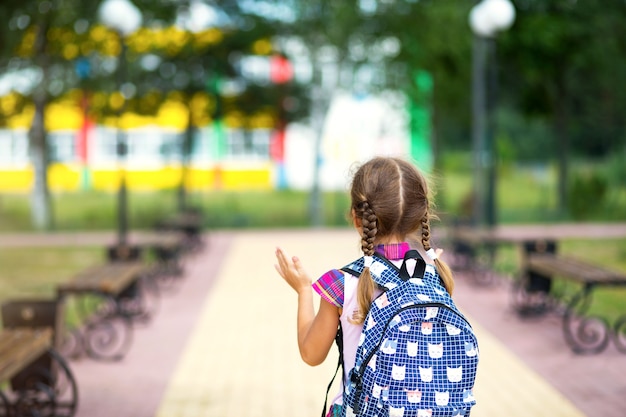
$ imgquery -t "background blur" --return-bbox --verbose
[1,0,626,231]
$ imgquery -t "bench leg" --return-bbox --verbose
[562,286,611,354]
[116,275,160,324]
[9,348,78,417]
[83,301,134,362]
[613,315,626,354]
[511,273,555,318]
[0,390,9,416]
[62,294,134,362]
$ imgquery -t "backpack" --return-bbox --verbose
[338,250,479,417]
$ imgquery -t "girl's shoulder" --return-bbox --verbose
[312,268,346,308]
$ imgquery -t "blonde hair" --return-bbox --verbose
[349,157,454,324]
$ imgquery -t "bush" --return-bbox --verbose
[567,171,608,220]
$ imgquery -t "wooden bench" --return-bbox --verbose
[0,328,78,416]
[57,261,153,361]
[59,261,146,295]
[516,247,626,355]
[155,211,204,252]
[448,225,501,286]
[131,233,186,278]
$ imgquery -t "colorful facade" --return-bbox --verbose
[0,97,282,193]
[0,90,427,193]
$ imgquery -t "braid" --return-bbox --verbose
[421,215,431,251]
[352,201,377,324]
[361,202,377,256]
[421,212,455,295]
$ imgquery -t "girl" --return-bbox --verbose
[275,156,454,417]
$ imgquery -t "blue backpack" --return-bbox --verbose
[338,250,479,417]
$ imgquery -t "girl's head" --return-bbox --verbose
[349,156,454,323]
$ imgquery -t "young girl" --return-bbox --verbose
[275,156,454,417]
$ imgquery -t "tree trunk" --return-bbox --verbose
[177,110,194,212]
[29,19,53,230]
[308,42,331,228]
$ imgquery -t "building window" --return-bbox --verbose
[49,130,76,163]
[225,128,271,160]
[0,129,28,166]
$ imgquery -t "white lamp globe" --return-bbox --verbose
[483,0,516,32]
[469,2,496,38]
[187,1,218,32]
[98,0,142,36]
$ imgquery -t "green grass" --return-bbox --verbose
[0,189,353,231]
[2,155,626,232]
[0,246,105,329]
[0,246,104,300]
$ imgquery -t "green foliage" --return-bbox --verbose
[567,170,608,220]
[499,0,626,158]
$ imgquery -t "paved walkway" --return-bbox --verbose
[152,230,592,417]
[3,228,625,416]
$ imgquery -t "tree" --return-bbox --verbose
[498,0,626,214]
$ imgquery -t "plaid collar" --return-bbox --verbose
[375,242,411,260]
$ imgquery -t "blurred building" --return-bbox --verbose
[0,90,416,193]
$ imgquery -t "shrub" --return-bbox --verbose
[567,171,608,220]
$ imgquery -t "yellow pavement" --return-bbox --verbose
[155,230,585,417]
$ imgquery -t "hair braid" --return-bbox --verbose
[421,212,455,295]
[421,215,431,251]
[361,202,377,256]
[352,201,377,324]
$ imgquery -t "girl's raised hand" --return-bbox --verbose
[275,247,312,294]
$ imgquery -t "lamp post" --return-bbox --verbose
[469,0,515,228]
[98,0,142,247]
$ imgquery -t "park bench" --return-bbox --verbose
[57,261,153,361]
[0,301,78,417]
[130,233,186,277]
[448,225,501,286]
[449,222,626,278]
[155,210,204,252]
[107,233,186,294]
[514,240,626,355]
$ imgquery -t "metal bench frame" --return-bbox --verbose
[57,261,154,361]
[0,328,78,417]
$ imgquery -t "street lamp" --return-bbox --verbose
[175,1,218,212]
[469,0,515,228]
[98,0,142,248]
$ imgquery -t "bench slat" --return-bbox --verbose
[528,254,626,285]
[0,328,52,382]
[133,233,184,250]
[58,262,148,295]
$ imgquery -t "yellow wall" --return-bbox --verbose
[0,169,32,192]
[0,163,273,193]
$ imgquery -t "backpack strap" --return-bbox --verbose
[321,323,344,417]
[341,250,427,286]
[398,249,426,281]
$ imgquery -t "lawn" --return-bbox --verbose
[0,245,105,329]
[0,246,104,301]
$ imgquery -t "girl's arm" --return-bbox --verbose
[275,247,340,366]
